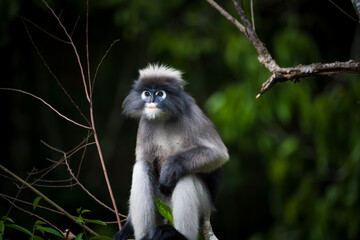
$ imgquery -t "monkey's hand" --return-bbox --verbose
[159,156,185,196]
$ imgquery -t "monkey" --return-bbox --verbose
[113,64,229,240]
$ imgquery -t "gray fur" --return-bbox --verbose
[118,64,229,240]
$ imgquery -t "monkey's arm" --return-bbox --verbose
[159,144,228,196]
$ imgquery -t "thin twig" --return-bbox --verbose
[1,194,64,235]
[250,0,255,31]
[64,152,126,217]
[5,168,36,218]
[86,0,92,98]
[22,20,91,126]
[328,0,358,22]
[0,88,91,129]
[77,130,92,178]
[89,103,123,229]
[20,16,71,44]
[0,164,99,236]
[91,39,120,97]
[40,139,125,217]
[41,0,91,103]
[231,0,279,71]
[71,16,81,37]
[206,0,246,33]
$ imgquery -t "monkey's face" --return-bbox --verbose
[123,70,189,120]
[141,88,167,119]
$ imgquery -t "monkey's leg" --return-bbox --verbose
[129,161,156,239]
[171,176,212,240]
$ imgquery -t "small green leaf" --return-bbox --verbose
[35,226,64,238]
[81,209,91,215]
[75,232,83,240]
[0,220,4,234]
[4,218,14,224]
[33,196,42,210]
[155,197,174,226]
[77,207,82,215]
[5,224,35,237]
[34,220,47,226]
[89,236,114,240]
[84,219,107,226]
[77,215,85,224]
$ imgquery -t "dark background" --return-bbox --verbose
[1,0,360,239]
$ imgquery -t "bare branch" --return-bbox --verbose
[257,60,360,98]
[231,0,279,71]
[207,0,360,98]
[206,0,246,33]
[0,164,99,236]
[89,104,123,229]
[41,0,91,102]
[250,0,255,31]
[71,16,80,37]
[19,16,71,44]
[328,0,358,22]
[91,39,120,97]
[22,20,90,126]
[0,88,91,129]
[1,194,64,235]
[86,0,92,98]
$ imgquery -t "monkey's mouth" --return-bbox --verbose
[144,103,162,119]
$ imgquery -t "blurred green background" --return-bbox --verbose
[1,0,360,239]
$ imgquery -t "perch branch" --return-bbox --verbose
[257,60,360,98]
[207,0,360,98]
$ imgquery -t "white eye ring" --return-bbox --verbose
[156,90,166,100]
[141,91,151,100]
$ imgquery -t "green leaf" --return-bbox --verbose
[33,196,42,211]
[84,219,107,226]
[155,197,174,226]
[77,207,82,215]
[34,220,47,226]
[77,215,85,224]
[89,236,114,240]
[75,232,83,240]
[81,209,91,215]
[35,226,64,238]
[5,224,35,238]
[3,218,14,224]
[0,220,4,234]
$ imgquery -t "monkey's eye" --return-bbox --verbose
[141,91,151,100]
[155,90,166,100]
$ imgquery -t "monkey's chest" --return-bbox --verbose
[153,133,185,159]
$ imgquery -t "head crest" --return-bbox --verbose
[138,64,184,86]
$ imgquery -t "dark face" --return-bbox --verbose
[140,88,168,119]
[122,76,191,120]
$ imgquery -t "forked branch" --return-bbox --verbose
[206,0,360,98]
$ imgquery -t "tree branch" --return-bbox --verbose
[207,0,360,98]
[0,164,99,237]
